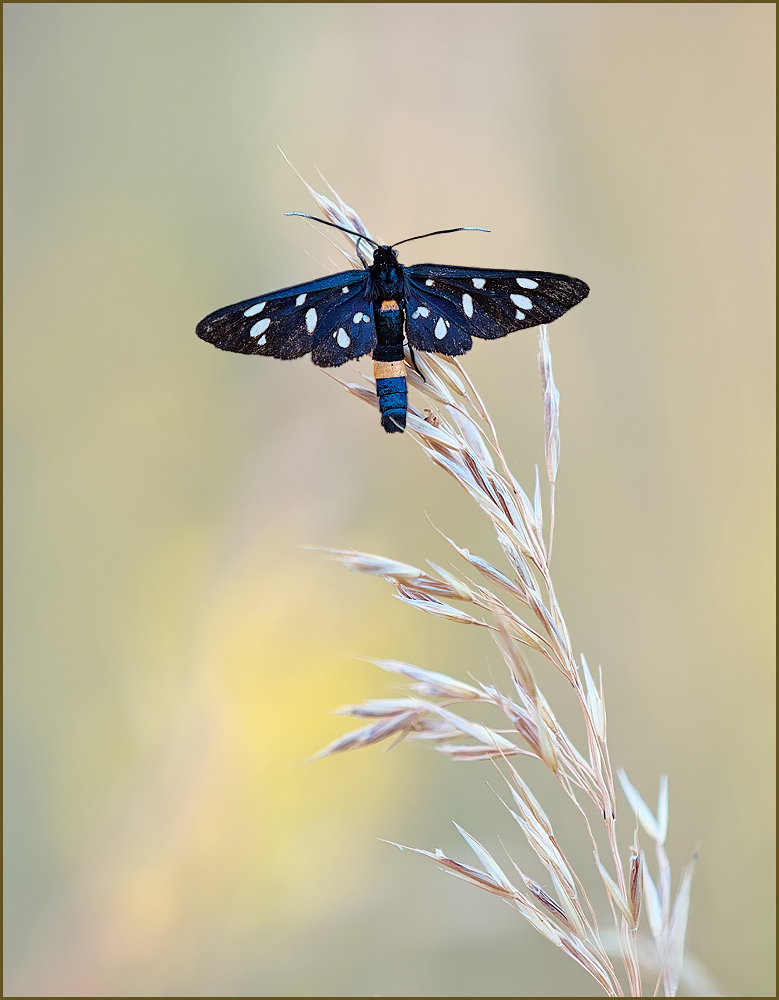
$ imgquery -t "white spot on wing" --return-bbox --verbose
[258,334,267,346]
[462,293,474,317]
[342,286,350,293]
[295,293,307,306]
[515,309,525,321]
[305,307,317,333]
[362,314,370,323]
[353,312,363,323]
[250,317,271,337]
[516,277,539,289]
[412,306,430,319]
[511,293,533,310]
[472,278,486,289]
[434,317,447,339]
[337,328,350,348]
[425,279,435,286]
[244,302,266,317]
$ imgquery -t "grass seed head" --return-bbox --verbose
[302,175,695,1000]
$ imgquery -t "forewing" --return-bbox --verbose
[405,265,589,347]
[196,269,373,364]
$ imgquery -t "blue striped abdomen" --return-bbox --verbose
[373,298,407,434]
[375,373,407,433]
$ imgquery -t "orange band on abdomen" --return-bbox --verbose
[373,359,405,379]
[379,299,400,312]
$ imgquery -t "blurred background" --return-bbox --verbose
[4,4,774,997]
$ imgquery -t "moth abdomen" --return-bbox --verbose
[373,297,408,433]
[374,369,407,433]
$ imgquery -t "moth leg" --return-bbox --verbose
[355,237,371,269]
[406,343,426,382]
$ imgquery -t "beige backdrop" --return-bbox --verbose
[4,4,775,997]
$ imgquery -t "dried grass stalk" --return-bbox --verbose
[303,181,697,997]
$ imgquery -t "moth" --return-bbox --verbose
[196,215,589,433]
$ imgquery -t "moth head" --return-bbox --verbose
[372,245,399,266]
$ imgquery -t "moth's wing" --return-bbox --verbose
[405,265,589,347]
[310,291,377,367]
[402,274,473,356]
[196,269,373,364]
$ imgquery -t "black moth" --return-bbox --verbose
[196,215,589,433]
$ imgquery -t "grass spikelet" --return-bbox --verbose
[299,178,699,997]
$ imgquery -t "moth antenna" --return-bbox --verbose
[391,227,490,249]
[285,212,380,248]
[300,218,360,267]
